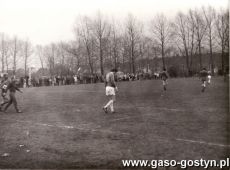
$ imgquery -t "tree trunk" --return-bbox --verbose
[1,36,5,72]
[209,34,214,75]
[99,41,104,75]
[25,55,27,76]
[131,40,135,74]
[86,45,94,75]
[113,47,118,69]
[198,41,202,70]
[221,46,224,73]
[13,38,17,75]
[161,42,165,69]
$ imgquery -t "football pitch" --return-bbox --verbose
[0,77,229,169]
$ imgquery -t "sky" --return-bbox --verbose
[0,0,228,68]
[0,0,228,46]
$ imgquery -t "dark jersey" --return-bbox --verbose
[200,70,208,81]
[161,71,168,81]
[7,81,20,93]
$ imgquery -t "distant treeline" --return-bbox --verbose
[0,6,229,78]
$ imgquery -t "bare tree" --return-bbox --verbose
[4,39,11,73]
[57,42,66,66]
[23,39,33,76]
[138,35,153,72]
[174,11,196,76]
[152,45,160,71]
[55,42,67,77]
[63,40,83,73]
[11,36,22,76]
[194,8,207,70]
[0,34,14,73]
[74,16,94,75]
[44,43,56,76]
[215,8,229,72]
[0,33,6,72]
[121,37,129,72]
[125,14,142,74]
[187,9,197,72]
[203,6,216,75]
[36,45,45,76]
[151,14,171,69]
[109,18,123,70]
[93,12,110,75]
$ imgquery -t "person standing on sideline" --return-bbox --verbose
[160,68,169,91]
[199,68,208,92]
[3,77,23,113]
[103,68,118,114]
[0,74,10,111]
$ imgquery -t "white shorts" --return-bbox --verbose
[106,86,115,96]
[202,81,206,87]
[163,80,168,86]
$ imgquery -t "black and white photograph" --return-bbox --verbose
[0,0,229,169]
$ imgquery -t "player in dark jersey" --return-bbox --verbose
[160,68,169,91]
[0,74,10,111]
[3,77,23,113]
[199,68,208,92]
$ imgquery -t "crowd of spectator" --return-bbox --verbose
[29,74,103,87]
[1,65,228,89]
[0,71,166,88]
[117,72,161,81]
[25,72,161,88]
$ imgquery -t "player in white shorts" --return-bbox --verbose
[160,68,169,91]
[103,68,118,113]
[207,71,211,84]
[199,68,208,92]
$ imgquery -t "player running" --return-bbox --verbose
[160,68,169,91]
[199,68,208,92]
[0,74,10,111]
[207,71,211,84]
[103,68,118,114]
[3,77,23,113]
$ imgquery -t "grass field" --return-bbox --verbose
[0,77,229,169]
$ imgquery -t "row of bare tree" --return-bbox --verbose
[0,6,228,77]
[0,34,33,76]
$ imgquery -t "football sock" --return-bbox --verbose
[110,101,114,112]
[105,99,113,108]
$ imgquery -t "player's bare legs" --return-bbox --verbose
[163,80,167,91]
[202,80,206,92]
[103,95,116,113]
